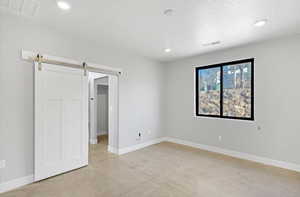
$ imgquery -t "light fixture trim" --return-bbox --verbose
[57,1,71,10]
[254,19,267,27]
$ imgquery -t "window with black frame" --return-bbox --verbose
[195,59,254,120]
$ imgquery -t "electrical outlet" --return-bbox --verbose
[0,160,6,169]
[218,136,222,141]
[148,130,151,134]
[257,125,261,130]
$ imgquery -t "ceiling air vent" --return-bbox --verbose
[0,0,40,17]
[202,41,221,47]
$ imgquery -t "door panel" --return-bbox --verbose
[64,100,82,160]
[35,63,88,181]
[44,99,62,164]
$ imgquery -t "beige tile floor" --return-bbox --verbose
[1,139,300,197]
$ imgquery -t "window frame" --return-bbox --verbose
[195,58,254,121]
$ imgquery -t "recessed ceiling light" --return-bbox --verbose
[164,48,171,53]
[254,19,267,27]
[57,1,71,10]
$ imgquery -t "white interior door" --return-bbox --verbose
[34,63,88,181]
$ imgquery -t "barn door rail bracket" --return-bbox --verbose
[34,54,44,71]
[83,62,87,76]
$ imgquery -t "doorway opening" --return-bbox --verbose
[88,72,119,154]
[96,79,109,146]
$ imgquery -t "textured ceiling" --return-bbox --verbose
[1,0,300,61]
[0,0,39,16]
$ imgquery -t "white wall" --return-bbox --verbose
[0,13,164,184]
[163,35,300,166]
[95,77,108,86]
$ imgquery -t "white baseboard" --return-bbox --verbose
[118,137,166,155]
[89,138,98,145]
[0,175,33,194]
[165,137,300,173]
[2,137,299,194]
[108,145,118,154]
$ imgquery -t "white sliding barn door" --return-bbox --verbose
[34,63,88,181]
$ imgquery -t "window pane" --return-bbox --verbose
[223,63,252,118]
[198,67,221,115]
